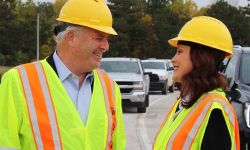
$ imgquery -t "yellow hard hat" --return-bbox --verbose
[57,0,117,35]
[168,16,233,57]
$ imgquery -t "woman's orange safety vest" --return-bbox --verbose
[153,90,240,150]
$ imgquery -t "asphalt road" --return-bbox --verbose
[123,91,180,150]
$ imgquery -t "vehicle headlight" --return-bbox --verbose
[133,81,143,90]
[244,102,250,128]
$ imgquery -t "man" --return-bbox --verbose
[0,0,126,149]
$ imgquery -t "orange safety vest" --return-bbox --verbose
[17,61,116,150]
[153,92,240,150]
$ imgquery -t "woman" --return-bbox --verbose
[153,16,240,150]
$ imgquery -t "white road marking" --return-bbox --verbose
[137,95,169,150]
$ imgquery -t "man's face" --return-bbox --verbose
[72,27,110,72]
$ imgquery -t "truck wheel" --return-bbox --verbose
[145,94,149,107]
[169,84,174,93]
[162,86,168,95]
[137,107,146,113]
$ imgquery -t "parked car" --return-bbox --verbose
[141,59,171,94]
[224,46,250,149]
[101,57,150,113]
[165,59,175,92]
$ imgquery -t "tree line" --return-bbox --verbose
[1,0,250,66]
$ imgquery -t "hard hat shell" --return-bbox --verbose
[57,0,117,35]
[168,16,233,57]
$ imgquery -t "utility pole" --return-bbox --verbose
[37,13,40,61]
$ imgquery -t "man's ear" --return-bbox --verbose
[66,30,76,46]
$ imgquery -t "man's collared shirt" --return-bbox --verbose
[53,52,93,125]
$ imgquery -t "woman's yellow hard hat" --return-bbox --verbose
[168,16,233,57]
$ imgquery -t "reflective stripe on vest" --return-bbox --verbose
[96,69,117,150]
[165,93,238,150]
[0,146,19,150]
[17,62,62,150]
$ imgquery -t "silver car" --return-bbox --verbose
[101,57,150,113]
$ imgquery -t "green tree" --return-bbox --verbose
[144,0,198,59]
[14,0,38,64]
[107,0,157,58]
[108,0,134,57]
[37,2,55,58]
[0,0,17,65]
[1,0,56,65]
[205,0,250,46]
[143,0,170,15]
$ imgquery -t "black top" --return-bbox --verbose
[46,53,58,76]
[201,109,231,150]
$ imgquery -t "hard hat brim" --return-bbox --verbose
[95,26,117,35]
[168,37,179,48]
[56,18,117,35]
[168,37,233,58]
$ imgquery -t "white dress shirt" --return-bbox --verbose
[53,52,93,125]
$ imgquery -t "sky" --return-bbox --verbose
[33,0,249,8]
[193,0,248,8]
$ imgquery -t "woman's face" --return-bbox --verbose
[171,44,193,83]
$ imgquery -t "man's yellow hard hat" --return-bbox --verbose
[168,16,233,57]
[57,0,117,35]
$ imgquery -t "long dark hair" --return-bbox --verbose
[178,41,228,108]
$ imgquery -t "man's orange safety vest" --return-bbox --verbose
[0,60,126,150]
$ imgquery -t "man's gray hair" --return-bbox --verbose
[55,25,82,45]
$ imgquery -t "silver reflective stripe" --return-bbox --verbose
[18,65,44,150]
[111,81,115,109]
[110,78,117,129]
[182,98,236,149]
[182,101,212,150]
[0,146,19,150]
[96,69,112,150]
[35,62,62,150]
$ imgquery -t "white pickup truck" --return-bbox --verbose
[101,57,150,113]
[142,59,173,94]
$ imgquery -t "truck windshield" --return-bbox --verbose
[142,62,165,69]
[225,56,236,83]
[101,61,141,74]
[240,54,250,85]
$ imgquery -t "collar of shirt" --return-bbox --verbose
[53,51,94,84]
